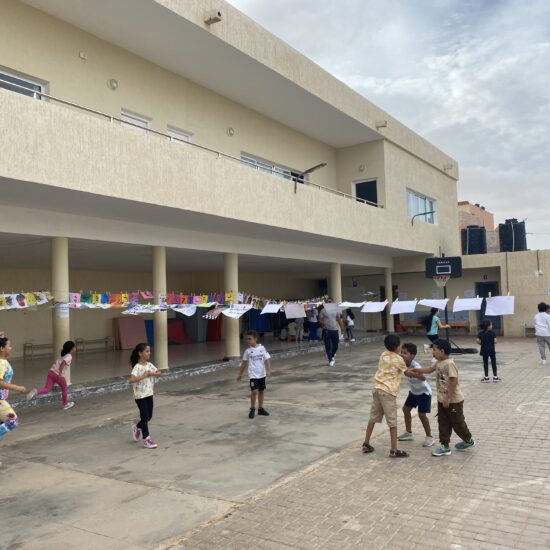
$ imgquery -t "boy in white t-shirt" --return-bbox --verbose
[397,342,435,447]
[237,330,272,419]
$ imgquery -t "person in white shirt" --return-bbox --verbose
[397,342,435,447]
[237,330,272,419]
[534,302,550,365]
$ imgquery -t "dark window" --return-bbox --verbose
[355,180,377,206]
[0,71,42,99]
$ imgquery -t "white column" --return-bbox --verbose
[384,267,395,333]
[153,246,168,369]
[51,237,71,382]
[224,253,240,358]
[329,263,342,303]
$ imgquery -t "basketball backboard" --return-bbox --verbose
[425,256,462,278]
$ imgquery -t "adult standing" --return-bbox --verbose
[319,300,345,367]
[307,306,320,341]
[534,302,550,365]
[423,308,450,353]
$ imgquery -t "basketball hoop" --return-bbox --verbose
[433,275,450,288]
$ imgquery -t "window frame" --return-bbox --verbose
[0,66,48,99]
[240,152,305,182]
[167,125,193,144]
[407,189,437,224]
[120,109,152,130]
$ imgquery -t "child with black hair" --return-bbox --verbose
[362,334,411,458]
[27,340,76,409]
[129,343,161,449]
[344,308,355,342]
[412,339,475,457]
[477,320,500,382]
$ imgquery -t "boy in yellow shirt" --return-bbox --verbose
[362,334,411,458]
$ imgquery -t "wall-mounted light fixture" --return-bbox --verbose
[205,10,223,25]
[358,164,366,172]
[226,127,235,136]
[443,163,454,171]
[375,120,388,129]
[79,51,88,60]
[107,78,119,91]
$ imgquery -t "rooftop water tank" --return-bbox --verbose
[499,219,527,252]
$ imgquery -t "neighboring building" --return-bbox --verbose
[458,201,499,253]
[0,0,460,362]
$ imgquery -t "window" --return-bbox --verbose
[407,189,436,224]
[0,68,44,99]
[240,152,304,182]
[120,109,152,130]
[167,126,193,144]
[354,180,378,206]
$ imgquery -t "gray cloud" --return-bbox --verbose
[229,0,550,249]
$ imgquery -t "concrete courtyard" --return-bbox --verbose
[1,336,549,549]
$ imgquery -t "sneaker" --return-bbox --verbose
[492,377,502,383]
[26,389,37,401]
[542,359,547,365]
[350,338,356,342]
[481,377,490,383]
[455,438,475,451]
[397,431,414,441]
[258,408,270,416]
[248,408,255,419]
[423,436,435,447]
[143,437,157,449]
[63,401,75,410]
[329,359,335,367]
[432,445,451,457]
[132,424,142,442]
[423,344,430,354]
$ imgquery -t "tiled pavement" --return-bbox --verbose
[166,341,550,550]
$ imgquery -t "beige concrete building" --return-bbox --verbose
[0,0,461,364]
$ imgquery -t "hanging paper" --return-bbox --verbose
[284,303,306,318]
[418,299,449,310]
[24,293,37,306]
[339,301,365,308]
[390,300,418,315]
[0,295,7,309]
[92,293,101,304]
[203,306,224,319]
[261,303,282,315]
[485,296,515,316]
[141,290,153,299]
[225,291,234,304]
[222,304,252,319]
[361,301,388,313]
[172,304,197,317]
[452,298,483,312]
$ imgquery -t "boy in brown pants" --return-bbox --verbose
[412,338,475,456]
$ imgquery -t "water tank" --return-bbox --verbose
[499,219,527,252]
[461,225,487,255]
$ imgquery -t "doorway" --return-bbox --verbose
[475,281,502,334]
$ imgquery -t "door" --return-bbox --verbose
[475,281,502,334]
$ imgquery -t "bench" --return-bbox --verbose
[400,322,471,334]
[23,342,53,359]
[75,336,116,353]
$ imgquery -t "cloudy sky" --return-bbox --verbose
[228,0,550,249]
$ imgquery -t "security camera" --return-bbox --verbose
[205,10,222,25]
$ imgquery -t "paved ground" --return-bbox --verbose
[1,336,547,549]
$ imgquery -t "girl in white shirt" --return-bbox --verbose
[534,302,550,365]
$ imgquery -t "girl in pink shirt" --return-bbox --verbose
[27,341,75,410]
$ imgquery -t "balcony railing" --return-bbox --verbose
[1,77,381,208]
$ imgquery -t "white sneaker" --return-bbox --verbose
[397,432,414,441]
[63,401,75,410]
[329,359,335,367]
[350,338,356,342]
[542,360,547,365]
[423,436,435,447]
[26,389,37,401]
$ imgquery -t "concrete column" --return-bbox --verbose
[153,246,168,369]
[329,263,342,303]
[224,253,240,358]
[384,267,395,333]
[51,237,71,382]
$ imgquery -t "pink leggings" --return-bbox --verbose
[37,370,68,406]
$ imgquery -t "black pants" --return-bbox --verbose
[324,329,339,361]
[482,352,497,377]
[136,395,154,439]
[437,401,472,447]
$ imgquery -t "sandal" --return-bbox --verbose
[362,443,375,453]
[389,449,409,458]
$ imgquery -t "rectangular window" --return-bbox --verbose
[240,152,303,181]
[167,126,193,144]
[121,109,152,130]
[0,68,44,99]
[354,180,378,206]
[407,189,436,224]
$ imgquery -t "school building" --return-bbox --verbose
[0,0,464,375]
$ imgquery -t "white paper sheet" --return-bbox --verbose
[390,300,418,315]
[339,301,365,308]
[453,298,483,312]
[222,304,253,319]
[284,303,306,318]
[418,299,449,310]
[261,303,282,315]
[360,301,388,313]
[171,304,197,317]
[485,296,515,316]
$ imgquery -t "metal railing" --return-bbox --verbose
[0,78,382,208]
